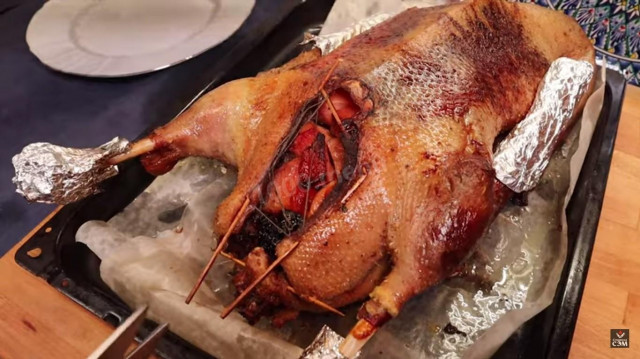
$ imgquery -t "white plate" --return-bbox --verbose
[26,0,254,77]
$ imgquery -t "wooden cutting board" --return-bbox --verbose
[0,207,113,358]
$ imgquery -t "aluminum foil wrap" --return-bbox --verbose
[299,326,358,359]
[305,14,391,54]
[12,137,130,204]
[493,58,594,193]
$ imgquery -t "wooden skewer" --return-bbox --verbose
[320,89,345,131]
[219,251,246,266]
[293,291,344,316]
[107,138,155,165]
[339,319,378,358]
[319,59,342,90]
[185,197,251,304]
[341,167,368,204]
[220,241,300,319]
[219,251,345,316]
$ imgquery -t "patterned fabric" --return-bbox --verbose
[518,0,640,85]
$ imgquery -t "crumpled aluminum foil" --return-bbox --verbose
[299,325,359,359]
[304,14,391,54]
[493,58,594,193]
[12,137,130,204]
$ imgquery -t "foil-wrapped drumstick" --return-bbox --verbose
[13,0,595,356]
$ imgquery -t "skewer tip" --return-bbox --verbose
[185,197,251,304]
[341,167,368,204]
[319,59,342,90]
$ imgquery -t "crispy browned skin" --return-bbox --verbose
[140,0,595,321]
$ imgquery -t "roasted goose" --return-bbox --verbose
[125,0,595,354]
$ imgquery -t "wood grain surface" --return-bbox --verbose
[1,88,639,359]
[0,208,113,358]
[569,85,640,358]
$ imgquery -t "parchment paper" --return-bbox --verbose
[77,1,607,357]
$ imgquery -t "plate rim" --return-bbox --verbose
[25,0,255,78]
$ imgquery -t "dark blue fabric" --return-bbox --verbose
[0,0,297,255]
